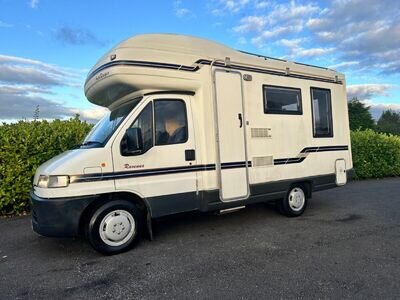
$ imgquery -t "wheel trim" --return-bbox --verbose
[99,210,136,247]
[288,188,305,212]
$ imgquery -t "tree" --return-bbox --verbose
[347,98,375,130]
[376,110,400,135]
[33,105,40,121]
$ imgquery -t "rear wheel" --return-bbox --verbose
[278,185,308,217]
[86,200,144,255]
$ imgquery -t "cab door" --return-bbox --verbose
[111,94,198,217]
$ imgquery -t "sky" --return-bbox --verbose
[0,0,399,122]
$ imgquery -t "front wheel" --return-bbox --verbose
[86,200,144,255]
[278,185,308,217]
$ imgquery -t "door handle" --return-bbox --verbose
[238,113,243,128]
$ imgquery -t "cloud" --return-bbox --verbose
[29,0,39,8]
[0,93,73,120]
[176,8,191,17]
[234,1,319,47]
[294,47,335,57]
[0,20,13,28]
[0,54,80,87]
[0,84,105,122]
[278,38,305,49]
[366,101,400,119]
[346,83,398,119]
[211,0,250,15]
[306,0,400,73]
[255,1,269,9]
[71,106,108,122]
[346,84,393,100]
[0,54,104,123]
[234,16,266,33]
[173,0,193,17]
[328,61,359,69]
[56,26,105,46]
[251,22,304,47]
[227,0,400,74]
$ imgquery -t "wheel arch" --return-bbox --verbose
[78,191,152,236]
[289,180,312,199]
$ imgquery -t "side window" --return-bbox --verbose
[154,100,188,145]
[263,85,302,115]
[129,102,153,153]
[311,87,333,137]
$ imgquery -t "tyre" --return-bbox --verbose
[86,200,144,255]
[278,184,308,217]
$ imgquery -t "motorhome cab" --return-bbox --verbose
[31,34,353,254]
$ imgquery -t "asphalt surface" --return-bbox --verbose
[1,178,399,299]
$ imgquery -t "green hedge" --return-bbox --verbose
[0,118,92,216]
[351,129,400,179]
[1,121,400,216]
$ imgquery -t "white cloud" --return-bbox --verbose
[0,54,82,87]
[251,23,303,47]
[363,101,400,119]
[295,47,335,57]
[174,1,192,18]
[278,38,305,49]
[0,54,92,121]
[347,84,394,100]
[0,20,13,28]
[234,16,266,33]
[211,0,250,15]
[255,1,269,9]
[29,0,39,8]
[328,61,359,69]
[71,106,108,122]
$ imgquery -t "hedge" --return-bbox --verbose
[0,118,92,216]
[1,122,400,216]
[351,129,400,179]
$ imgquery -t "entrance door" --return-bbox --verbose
[214,69,249,201]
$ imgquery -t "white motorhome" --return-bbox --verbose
[31,34,353,254]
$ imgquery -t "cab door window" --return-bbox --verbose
[124,102,153,155]
[154,100,188,145]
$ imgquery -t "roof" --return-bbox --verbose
[96,33,343,80]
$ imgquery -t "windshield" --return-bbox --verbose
[81,98,142,148]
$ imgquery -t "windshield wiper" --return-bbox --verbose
[73,141,103,149]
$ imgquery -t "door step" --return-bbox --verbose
[219,206,246,215]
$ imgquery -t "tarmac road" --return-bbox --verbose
[0,178,399,299]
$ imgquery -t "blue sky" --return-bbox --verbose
[0,0,399,122]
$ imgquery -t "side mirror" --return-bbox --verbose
[123,127,143,154]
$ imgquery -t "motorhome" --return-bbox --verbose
[31,34,353,254]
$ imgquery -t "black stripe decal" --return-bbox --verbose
[70,146,348,183]
[274,145,348,165]
[86,59,343,85]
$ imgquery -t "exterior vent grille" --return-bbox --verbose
[251,128,271,138]
[253,156,273,167]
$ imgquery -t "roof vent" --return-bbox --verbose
[225,57,231,67]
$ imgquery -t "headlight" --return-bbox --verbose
[37,175,70,188]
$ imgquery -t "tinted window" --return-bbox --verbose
[311,88,333,137]
[263,85,302,114]
[154,100,188,145]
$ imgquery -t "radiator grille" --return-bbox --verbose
[253,156,273,167]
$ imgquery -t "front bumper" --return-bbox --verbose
[30,190,99,237]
